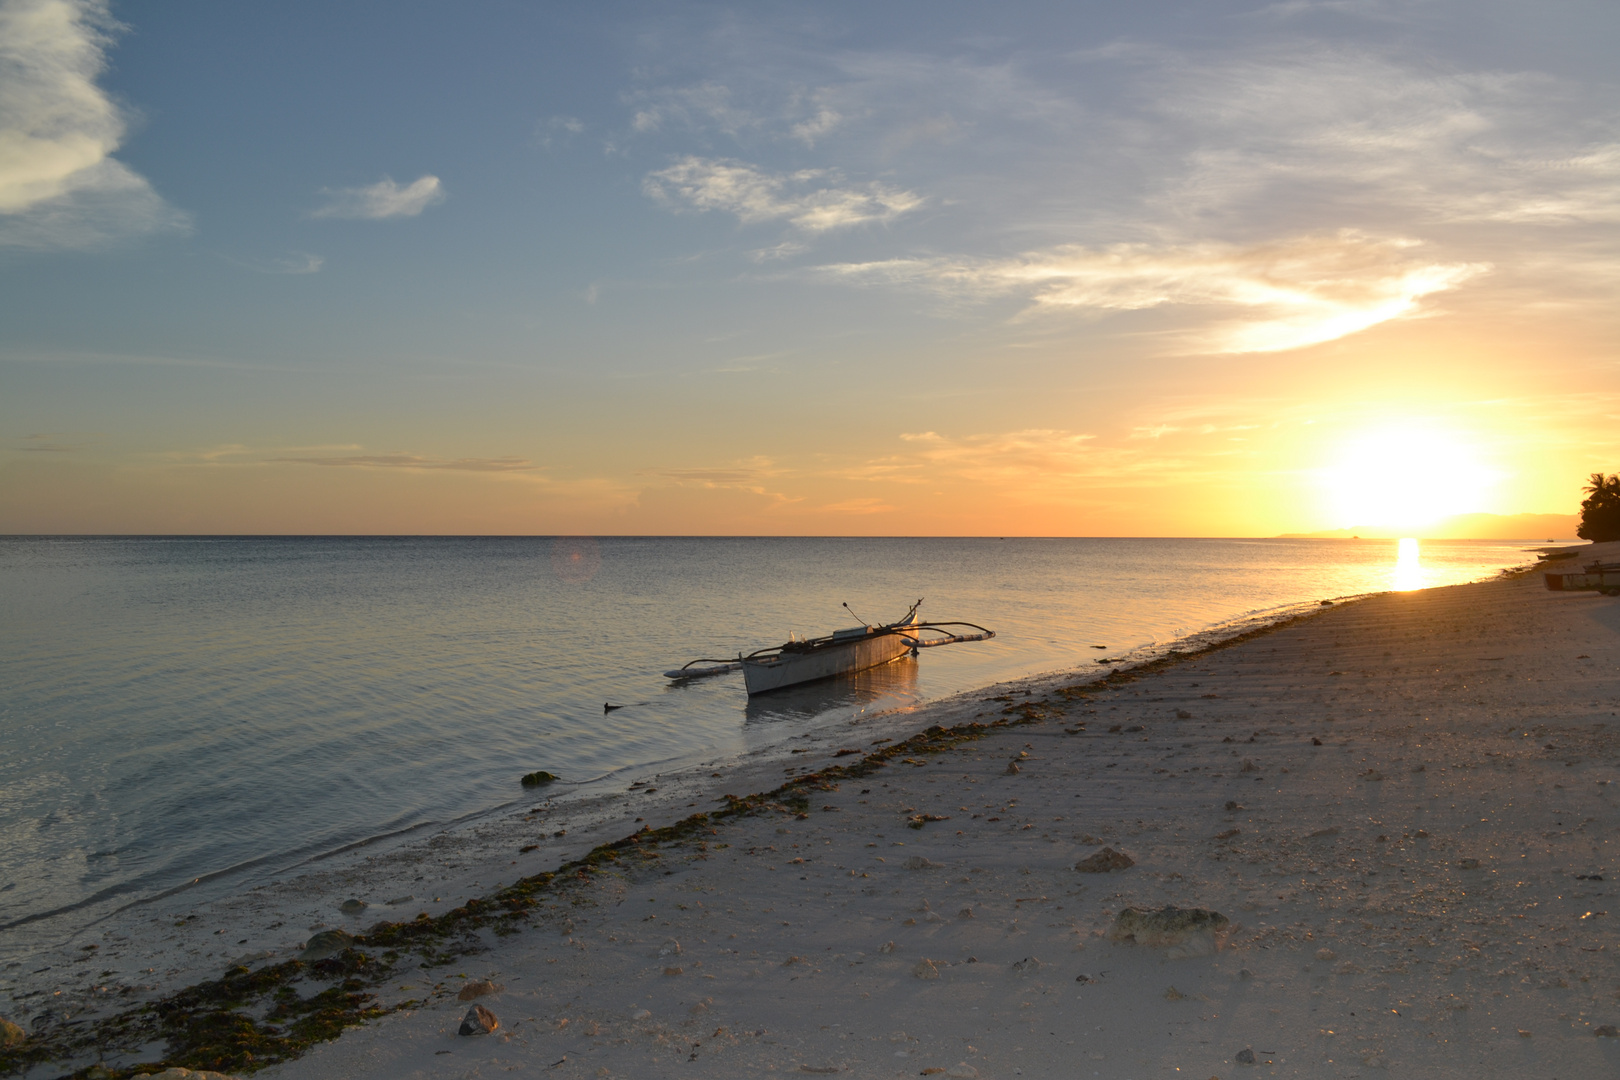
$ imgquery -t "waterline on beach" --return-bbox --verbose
[0,536,1536,969]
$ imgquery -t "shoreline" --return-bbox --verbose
[0,587,1382,1020]
[8,544,1616,1077]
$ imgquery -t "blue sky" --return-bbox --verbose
[2,0,1617,534]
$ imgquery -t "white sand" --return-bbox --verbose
[225,542,1620,1079]
[19,545,1620,1079]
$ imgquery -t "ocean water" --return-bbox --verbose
[0,535,1539,963]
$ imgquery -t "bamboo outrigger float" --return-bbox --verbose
[664,599,995,695]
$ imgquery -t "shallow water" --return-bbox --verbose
[0,535,1538,961]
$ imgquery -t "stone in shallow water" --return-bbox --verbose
[459,1003,499,1035]
[339,898,367,915]
[1110,906,1230,958]
[0,1018,23,1048]
[298,929,354,961]
[1074,847,1134,873]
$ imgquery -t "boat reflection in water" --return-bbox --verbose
[742,654,920,729]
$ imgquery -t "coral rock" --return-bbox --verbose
[459,1004,499,1036]
[1110,906,1230,958]
[458,979,503,1001]
[1074,847,1135,873]
[298,929,355,962]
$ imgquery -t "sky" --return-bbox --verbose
[1,0,1616,536]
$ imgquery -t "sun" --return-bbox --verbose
[1323,424,1499,531]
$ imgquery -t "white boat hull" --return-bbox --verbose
[740,628,914,695]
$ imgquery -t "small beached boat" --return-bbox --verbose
[664,599,995,695]
[1544,560,1620,595]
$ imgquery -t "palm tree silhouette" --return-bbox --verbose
[1578,472,1620,542]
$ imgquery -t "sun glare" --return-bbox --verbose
[1393,537,1424,591]
[1324,425,1498,531]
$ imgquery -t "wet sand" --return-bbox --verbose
[227,542,1620,1079]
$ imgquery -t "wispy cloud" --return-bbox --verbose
[1142,46,1620,229]
[272,453,534,472]
[891,429,1103,486]
[537,114,584,149]
[629,81,763,137]
[816,496,893,515]
[650,457,782,492]
[14,432,79,452]
[790,106,843,147]
[311,175,445,220]
[0,0,189,248]
[644,156,921,232]
[819,232,1486,353]
[226,251,324,275]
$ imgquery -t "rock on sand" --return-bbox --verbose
[457,979,503,1001]
[1109,905,1230,958]
[298,929,355,962]
[459,1004,499,1035]
[1074,846,1134,873]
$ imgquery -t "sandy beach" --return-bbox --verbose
[10,543,1620,1079]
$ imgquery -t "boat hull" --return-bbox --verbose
[1545,569,1620,594]
[740,629,914,695]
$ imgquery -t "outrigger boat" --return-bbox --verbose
[1544,559,1620,595]
[664,599,995,696]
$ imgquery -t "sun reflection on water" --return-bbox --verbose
[1393,537,1423,591]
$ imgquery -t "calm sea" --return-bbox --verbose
[0,535,1540,962]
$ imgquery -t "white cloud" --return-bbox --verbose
[819,232,1487,353]
[311,175,445,220]
[644,156,921,232]
[0,0,189,248]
